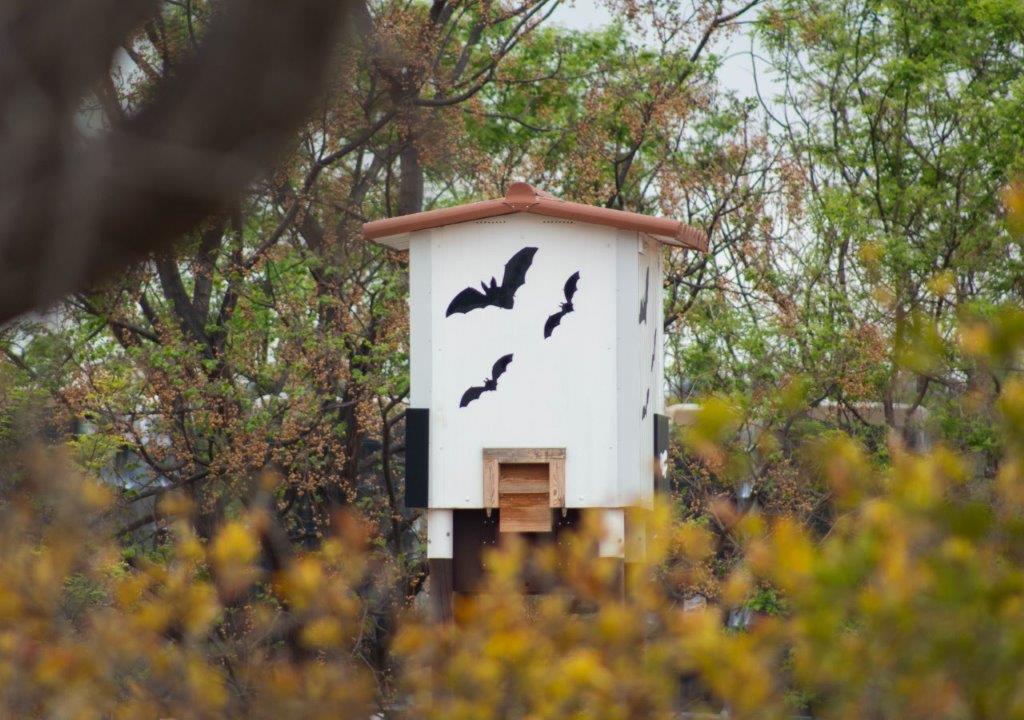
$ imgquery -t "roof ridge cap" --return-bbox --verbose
[503,181,540,210]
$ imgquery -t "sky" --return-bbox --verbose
[546,0,775,103]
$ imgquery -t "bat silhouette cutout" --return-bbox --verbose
[650,330,657,371]
[460,353,514,408]
[641,388,650,420]
[446,247,538,316]
[543,271,581,338]
[638,266,650,324]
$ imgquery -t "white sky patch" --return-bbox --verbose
[547,0,780,105]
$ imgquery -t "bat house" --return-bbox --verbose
[363,182,706,616]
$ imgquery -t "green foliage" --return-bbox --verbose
[746,586,786,616]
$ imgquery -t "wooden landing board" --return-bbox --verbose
[498,492,552,533]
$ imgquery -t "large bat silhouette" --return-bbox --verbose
[460,353,514,408]
[638,266,650,324]
[446,247,538,316]
[543,271,581,339]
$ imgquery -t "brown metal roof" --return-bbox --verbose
[363,182,708,252]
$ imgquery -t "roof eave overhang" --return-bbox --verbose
[364,182,708,252]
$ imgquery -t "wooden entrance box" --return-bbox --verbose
[483,448,565,532]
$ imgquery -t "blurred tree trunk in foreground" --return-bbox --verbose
[0,0,364,323]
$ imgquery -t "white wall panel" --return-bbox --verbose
[426,509,453,558]
[408,230,433,408]
[425,214,620,508]
[636,235,660,507]
[598,509,625,558]
[407,216,665,510]
[651,245,666,504]
[654,243,665,419]
[615,230,641,505]
[624,510,646,563]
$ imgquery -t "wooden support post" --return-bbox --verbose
[598,508,625,602]
[624,561,641,601]
[624,508,646,601]
[428,558,454,623]
[427,509,454,623]
[611,558,626,602]
[598,508,625,558]
[594,557,625,602]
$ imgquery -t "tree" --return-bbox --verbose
[752,0,1024,449]
[651,0,1024,558]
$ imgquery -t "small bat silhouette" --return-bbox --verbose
[650,330,657,371]
[543,271,581,338]
[641,388,650,420]
[638,266,650,324]
[446,247,538,316]
[460,353,514,408]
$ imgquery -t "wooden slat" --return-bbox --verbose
[498,463,549,493]
[483,456,499,509]
[549,456,565,508]
[498,493,552,533]
[483,448,565,462]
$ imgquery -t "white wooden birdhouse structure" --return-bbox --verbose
[364,182,705,610]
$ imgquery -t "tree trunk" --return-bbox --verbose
[397,142,424,215]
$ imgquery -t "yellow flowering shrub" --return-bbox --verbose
[0,457,375,720]
[2,306,1024,718]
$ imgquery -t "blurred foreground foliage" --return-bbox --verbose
[3,304,1024,719]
